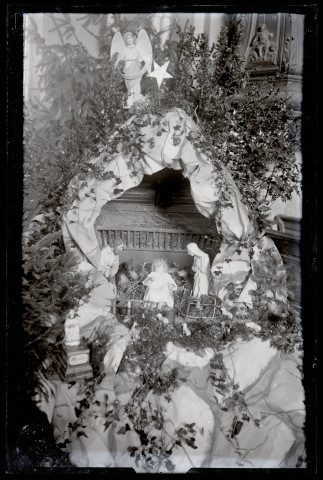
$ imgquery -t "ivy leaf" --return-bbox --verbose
[77,431,89,438]
[117,426,126,435]
[103,420,112,431]
[113,188,124,195]
[185,437,198,449]
[177,427,187,437]
[102,171,115,180]
[57,438,71,448]
[242,413,250,422]
[185,423,196,429]
[225,259,232,263]
[165,460,175,471]
[213,271,222,276]
[114,177,122,185]
[128,446,138,457]
[231,419,243,438]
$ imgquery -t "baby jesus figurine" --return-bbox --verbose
[143,258,177,309]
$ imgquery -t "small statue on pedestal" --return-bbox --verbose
[143,258,177,309]
[186,243,210,299]
[64,309,80,346]
[63,309,93,383]
[250,24,275,61]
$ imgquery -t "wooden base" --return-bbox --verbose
[64,343,93,383]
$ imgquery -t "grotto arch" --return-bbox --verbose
[94,167,220,268]
[62,108,286,310]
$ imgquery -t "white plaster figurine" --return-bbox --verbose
[250,24,274,61]
[64,309,80,346]
[111,29,153,108]
[181,322,191,336]
[98,240,125,296]
[156,312,169,325]
[186,243,210,298]
[143,258,177,309]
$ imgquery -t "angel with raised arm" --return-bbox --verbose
[111,29,153,108]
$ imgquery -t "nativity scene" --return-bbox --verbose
[11,11,309,474]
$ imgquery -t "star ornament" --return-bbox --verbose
[147,61,173,88]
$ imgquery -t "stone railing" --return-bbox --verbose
[96,226,214,253]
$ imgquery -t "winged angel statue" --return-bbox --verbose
[111,29,153,108]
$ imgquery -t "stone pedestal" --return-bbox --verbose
[64,342,93,383]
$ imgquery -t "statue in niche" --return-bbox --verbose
[111,29,153,108]
[64,309,80,346]
[143,258,177,309]
[282,35,295,73]
[250,24,275,61]
[98,240,125,296]
[186,243,210,299]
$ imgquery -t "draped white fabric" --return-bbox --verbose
[47,325,305,471]
[30,108,303,472]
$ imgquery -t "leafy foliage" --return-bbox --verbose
[23,26,130,398]
[87,322,112,382]
[170,24,301,233]
[65,305,263,470]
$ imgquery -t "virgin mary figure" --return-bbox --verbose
[186,243,210,298]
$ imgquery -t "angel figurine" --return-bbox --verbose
[111,29,153,108]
